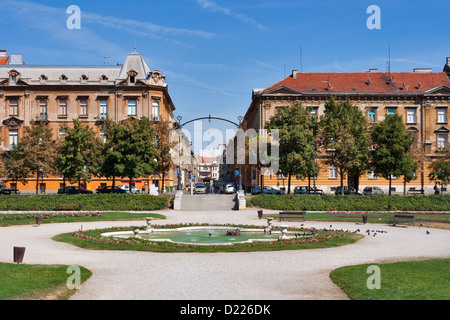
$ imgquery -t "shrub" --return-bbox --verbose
[0,194,170,211]
[249,194,450,211]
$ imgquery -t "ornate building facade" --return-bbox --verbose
[239,57,450,194]
[0,49,178,193]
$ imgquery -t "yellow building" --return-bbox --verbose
[0,49,177,193]
[238,58,450,195]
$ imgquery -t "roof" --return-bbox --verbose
[0,56,8,65]
[257,71,450,95]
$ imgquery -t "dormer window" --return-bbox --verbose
[60,74,68,81]
[127,70,138,84]
[8,70,20,84]
[39,74,48,82]
[80,74,89,81]
[100,74,108,81]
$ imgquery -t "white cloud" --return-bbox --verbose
[195,0,267,30]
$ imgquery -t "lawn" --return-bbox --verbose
[0,263,92,300]
[330,259,450,300]
[0,211,166,227]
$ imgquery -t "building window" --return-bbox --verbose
[438,135,447,150]
[437,108,447,124]
[9,99,18,116]
[368,108,376,123]
[59,129,65,139]
[152,101,159,121]
[387,108,396,116]
[368,171,377,179]
[39,100,47,120]
[80,100,88,117]
[9,129,18,148]
[128,100,137,116]
[329,165,337,179]
[407,109,416,124]
[100,100,108,119]
[100,130,106,143]
[59,100,68,116]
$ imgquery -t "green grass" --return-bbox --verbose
[330,259,450,300]
[52,224,363,253]
[0,263,92,300]
[0,211,166,227]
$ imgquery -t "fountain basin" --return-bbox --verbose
[101,226,300,245]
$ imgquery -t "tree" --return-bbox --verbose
[98,119,124,188]
[370,114,415,195]
[57,119,102,188]
[154,119,176,193]
[428,149,450,192]
[114,117,158,192]
[15,121,58,194]
[3,144,29,187]
[319,98,371,194]
[266,103,318,194]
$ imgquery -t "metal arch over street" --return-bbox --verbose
[178,114,241,128]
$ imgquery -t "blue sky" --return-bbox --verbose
[1,0,449,154]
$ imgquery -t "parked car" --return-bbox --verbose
[96,186,128,194]
[117,184,140,194]
[222,183,236,194]
[294,186,324,195]
[194,183,207,194]
[251,186,285,195]
[334,186,361,195]
[0,184,12,195]
[363,186,384,195]
[57,186,93,194]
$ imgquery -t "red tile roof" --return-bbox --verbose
[259,72,450,94]
[0,56,9,65]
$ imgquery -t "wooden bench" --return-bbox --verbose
[279,211,306,222]
[407,190,423,195]
[56,204,80,211]
[389,214,415,227]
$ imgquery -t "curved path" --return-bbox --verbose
[0,209,449,300]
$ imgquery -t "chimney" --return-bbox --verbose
[9,54,23,65]
[0,50,6,59]
[291,70,299,79]
[369,68,378,73]
[445,57,450,74]
[414,68,432,73]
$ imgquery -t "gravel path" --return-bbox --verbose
[0,209,449,300]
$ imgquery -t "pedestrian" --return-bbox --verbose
[434,183,440,195]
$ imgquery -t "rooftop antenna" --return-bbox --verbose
[98,56,111,65]
[300,45,303,73]
[386,45,391,74]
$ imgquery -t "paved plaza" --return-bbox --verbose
[0,209,449,300]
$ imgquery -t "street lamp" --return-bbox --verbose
[237,116,243,191]
[176,115,182,191]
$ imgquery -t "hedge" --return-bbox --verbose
[249,194,450,212]
[0,194,171,211]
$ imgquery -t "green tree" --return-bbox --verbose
[3,144,29,187]
[14,121,58,194]
[114,117,158,192]
[98,119,123,188]
[319,98,371,194]
[370,114,415,195]
[428,149,450,192]
[266,103,318,194]
[57,119,102,188]
[154,119,176,193]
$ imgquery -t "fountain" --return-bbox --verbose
[100,219,308,245]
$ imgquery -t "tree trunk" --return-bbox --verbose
[112,176,116,188]
[389,177,392,196]
[340,170,344,195]
[403,178,406,196]
[129,178,133,194]
[287,173,292,194]
[161,172,166,194]
[35,169,39,195]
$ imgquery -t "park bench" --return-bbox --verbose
[407,189,423,195]
[55,204,80,211]
[388,214,415,227]
[279,211,306,222]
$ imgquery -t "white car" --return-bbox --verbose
[222,183,236,194]
[117,184,140,194]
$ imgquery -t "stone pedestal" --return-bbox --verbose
[237,190,246,210]
[174,190,183,211]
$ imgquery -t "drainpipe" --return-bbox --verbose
[419,95,424,193]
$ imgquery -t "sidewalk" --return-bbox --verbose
[0,208,449,300]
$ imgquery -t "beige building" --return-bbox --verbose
[238,58,450,194]
[0,49,178,192]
